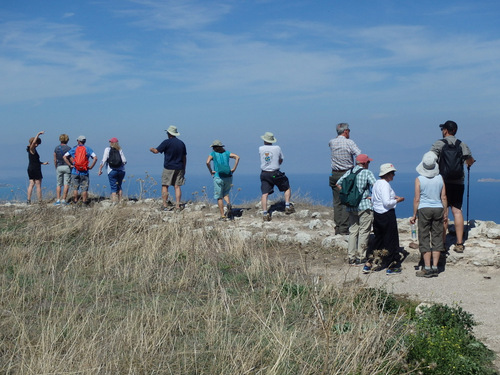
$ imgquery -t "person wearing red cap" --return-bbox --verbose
[336,154,376,265]
[98,137,127,203]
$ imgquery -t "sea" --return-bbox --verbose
[1,171,499,222]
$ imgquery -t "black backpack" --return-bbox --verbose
[339,168,365,208]
[438,139,464,180]
[108,148,123,168]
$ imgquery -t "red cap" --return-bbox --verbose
[109,137,118,143]
[356,154,373,163]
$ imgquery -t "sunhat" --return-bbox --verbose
[165,125,180,136]
[416,151,439,178]
[109,137,119,143]
[379,163,397,177]
[77,135,86,142]
[356,154,373,164]
[210,140,224,147]
[261,132,277,143]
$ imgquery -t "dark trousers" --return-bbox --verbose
[372,209,400,267]
[330,170,349,234]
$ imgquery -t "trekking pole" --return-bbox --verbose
[465,164,471,241]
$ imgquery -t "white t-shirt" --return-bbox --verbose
[259,145,283,171]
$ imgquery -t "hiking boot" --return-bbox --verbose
[362,265,372,274]
[354,259,364,266]
[386,268,402,275]
[263,213,272,222]
[53,200,61,206]
[348,258,356,265]
[218,216,227,222]
[416,268,437,278]
[285,203,295,215]
[454,243,465,253]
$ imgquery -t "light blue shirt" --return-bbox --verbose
[418,175,444,209]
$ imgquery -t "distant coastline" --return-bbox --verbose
[478,178,500,183]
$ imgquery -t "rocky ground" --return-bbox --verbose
[3,198,500,369]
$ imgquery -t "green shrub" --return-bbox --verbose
[407,304,496,375]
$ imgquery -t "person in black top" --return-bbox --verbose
[27,131,49,204]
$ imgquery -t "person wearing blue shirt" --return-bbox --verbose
[63,135,97,205]
[150,126,187,211]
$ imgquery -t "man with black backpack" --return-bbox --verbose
[431,121,475,253]
[336,154,377,265]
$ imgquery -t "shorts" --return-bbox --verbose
[445,182,464,209]
[213,176,232,199]
[71,174,90,192]
[108,170,126,193]
[162,169,185,186]
[56,165,71,186]
[260,170,290,195]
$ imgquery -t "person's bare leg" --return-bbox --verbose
[432,251,441,268]
[452,206,464,244]
[56,185,62,201]
[284,188,291,204]
[27,180,35,202]
[174,185,182,208]
[423,252,432,268]
[261,193,268,212]
[82,191,88,203]
[63,184,69,201]
[162,185,169,208]
[217,198,224,217]
[35,180,42,202]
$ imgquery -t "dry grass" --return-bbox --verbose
[0,204,412,374]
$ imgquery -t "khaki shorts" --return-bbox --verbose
[162,169,185,186]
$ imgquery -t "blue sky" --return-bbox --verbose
[2,0,500,182]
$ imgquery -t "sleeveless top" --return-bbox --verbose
[418,175,444,209]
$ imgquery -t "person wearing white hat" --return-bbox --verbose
[259,132,294,221]
[365,163,405,275]
[410,152,447,278]
[150,126,187,211]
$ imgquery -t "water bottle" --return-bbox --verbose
[411,224,417,240]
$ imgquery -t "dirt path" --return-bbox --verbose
[304,257,500,370]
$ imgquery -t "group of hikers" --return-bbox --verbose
[27,120,474,277]
[329,121,474,277]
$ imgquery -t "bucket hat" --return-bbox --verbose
[379,163,397,177]
[416,151,439,178]
[165,125,180,136]
[210,140,224,147]
[261,132,277,143]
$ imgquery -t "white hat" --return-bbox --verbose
[379,163,397,177]
[165,125,180,136]
[416,151,439,178]
[77,135,86,142]
[261,132,277,143]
